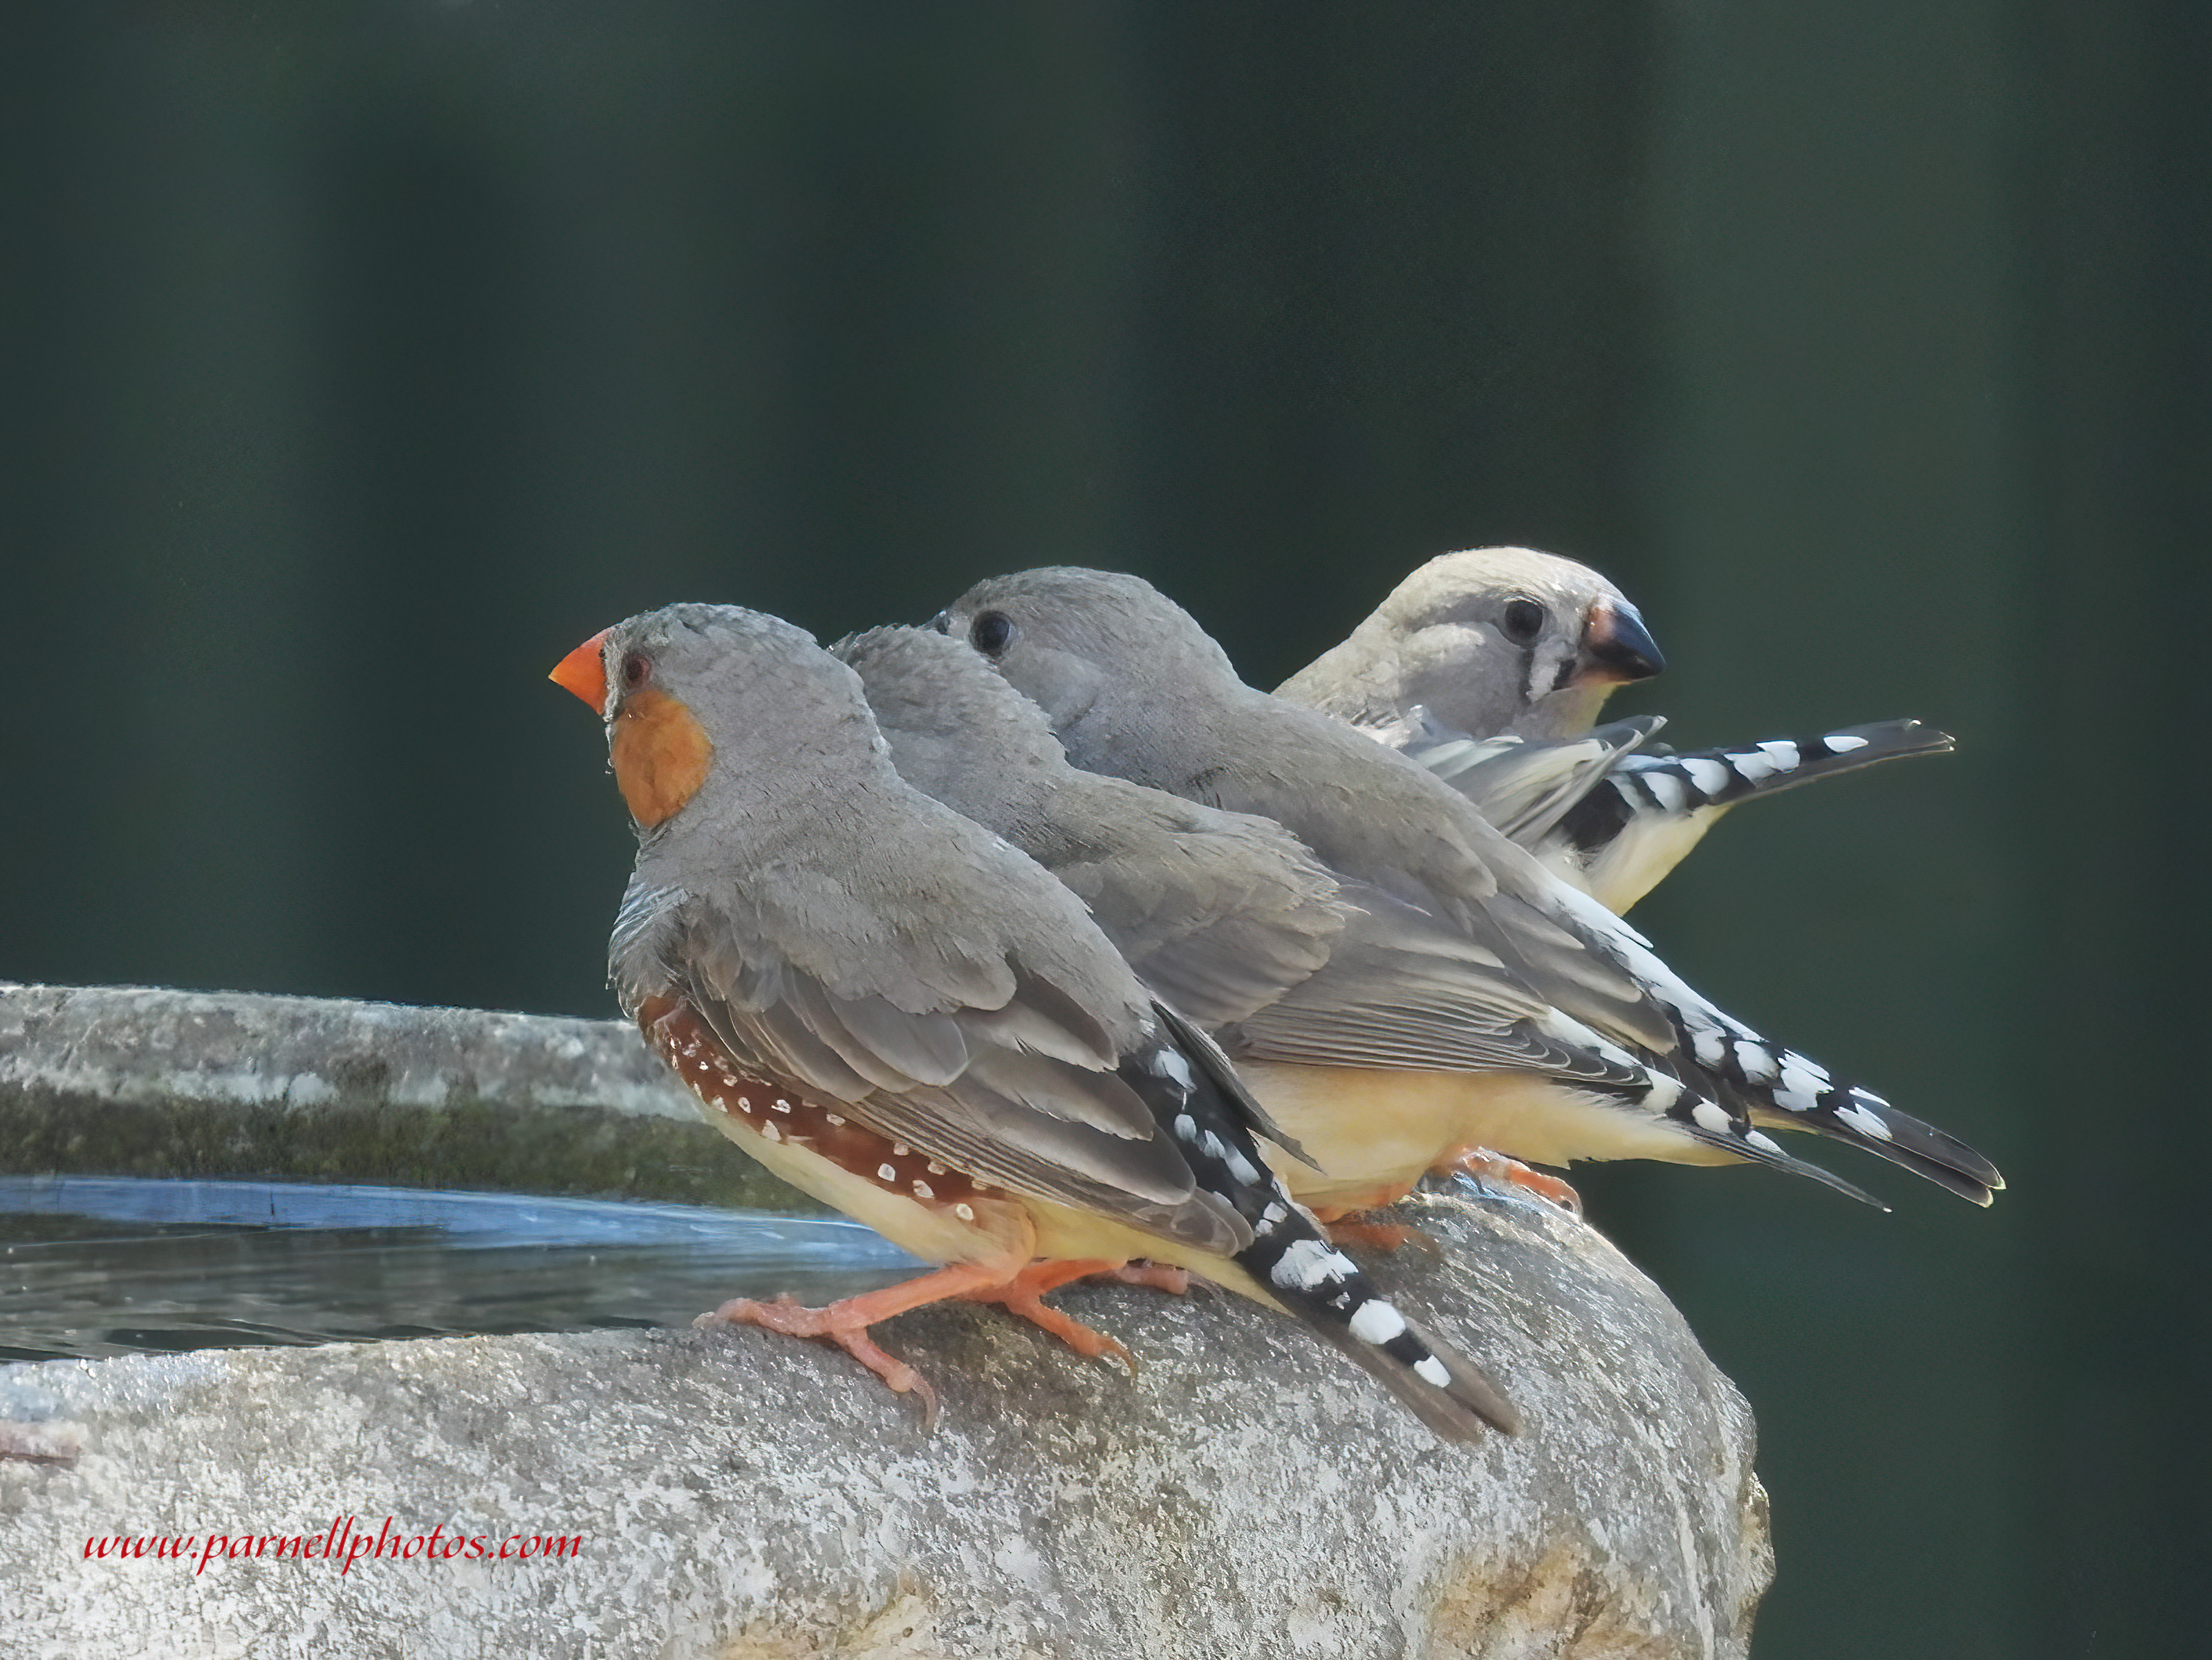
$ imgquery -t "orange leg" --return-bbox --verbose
[1308,1182,1420,1226]
[700,1258,1021,1430]
[1323,1215,1444,1257]
[1103,1261,1193,1295]
[1440,1146,1582,1215]
[961,1258,1137,1376]
[698,1253,1151,1425]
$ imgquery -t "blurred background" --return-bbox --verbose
[4,3,2204,1654]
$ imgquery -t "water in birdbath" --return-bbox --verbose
[0,1176,920,1363]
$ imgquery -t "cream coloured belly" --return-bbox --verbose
[1239,1058,1734,1208]
[695,1097,1282,1313]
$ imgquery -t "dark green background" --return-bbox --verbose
[6,4,2202,1655]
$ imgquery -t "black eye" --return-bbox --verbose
[1500,598,1548,645]
[621,652,652,688]
[969,610,1016,657]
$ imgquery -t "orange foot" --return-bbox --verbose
[1322,1214,1444,1257]
[698,1255,1142,1428]
[961,1258,1139,1376]
[1102,1261,1193,1295]
[1442,1147,1582,1215]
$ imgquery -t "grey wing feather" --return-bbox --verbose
[1186,735,1680,1053]
[1401,715,1666,842]
[661,910,1241,1250]
[1222,889,1652,1085]
[1213,702,1671,1018]
[1050,794,1348,1029]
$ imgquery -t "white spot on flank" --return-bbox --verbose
[1823,733,1869,753]
[912,1180,935,1199]
[1732,1040,1781,1085]
[1745,1130,1785,1155]
[1348,1301,1408,1345]
[954,1203,976,1221]
[1729,753,1782,783]
[1199,1132,1263,1187]
[770,1098,791,1114]
[1270,1237,1353,1291]
[1779,1055,1831,1091]
[1415,1356,1451,1388]
[877,1163,898,1183]
[1756,739,1802,769]
[926,1161,945,1175]
[1641,1074,1682,1110]
[761,1121,781,1143]
[1639,771,1689,813]
[1259,1203,1289,1227]
[1773,1082,1821,1116]
[1151,1049,1195,1090]
[1691,1028,1729,1068]
[1680,757,1734,795]
[824,1113,845,1126]
[1691,1102,1734,1136]
[736,1096,753,1114]
[1837,1103,1895,1141]
[891,1143,909,1156]
[1174,1114,1199,1143]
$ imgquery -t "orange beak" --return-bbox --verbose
[550,628,613,709]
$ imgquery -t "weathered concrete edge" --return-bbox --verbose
[0,1199,1774,1660]
[0,981,817,1209]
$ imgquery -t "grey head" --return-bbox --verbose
[933,566,1247,734]
[931,564,1686,1049]
[585,602,892,806]
[839,618,1350,1032]
[1275,546,1664,742]
[830,623,1071,831]
[578,600,1169,1063]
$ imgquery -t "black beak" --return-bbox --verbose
[1579,599,1664,685]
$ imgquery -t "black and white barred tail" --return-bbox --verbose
[1688,1028,2004,1206]
[1133,1002,1520,1439]
[1556,1017,1892,1208]
[1559,718,1955,860]
[1547,896,2005,1206]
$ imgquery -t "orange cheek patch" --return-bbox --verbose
[611,688,714,827]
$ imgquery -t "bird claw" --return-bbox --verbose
[1443,1147,1583,1215]
[960,1258,1142,1376]
[1323,1215,1445,1258]
[1104,1261,1193,1295]
[696,1291,947,1430]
